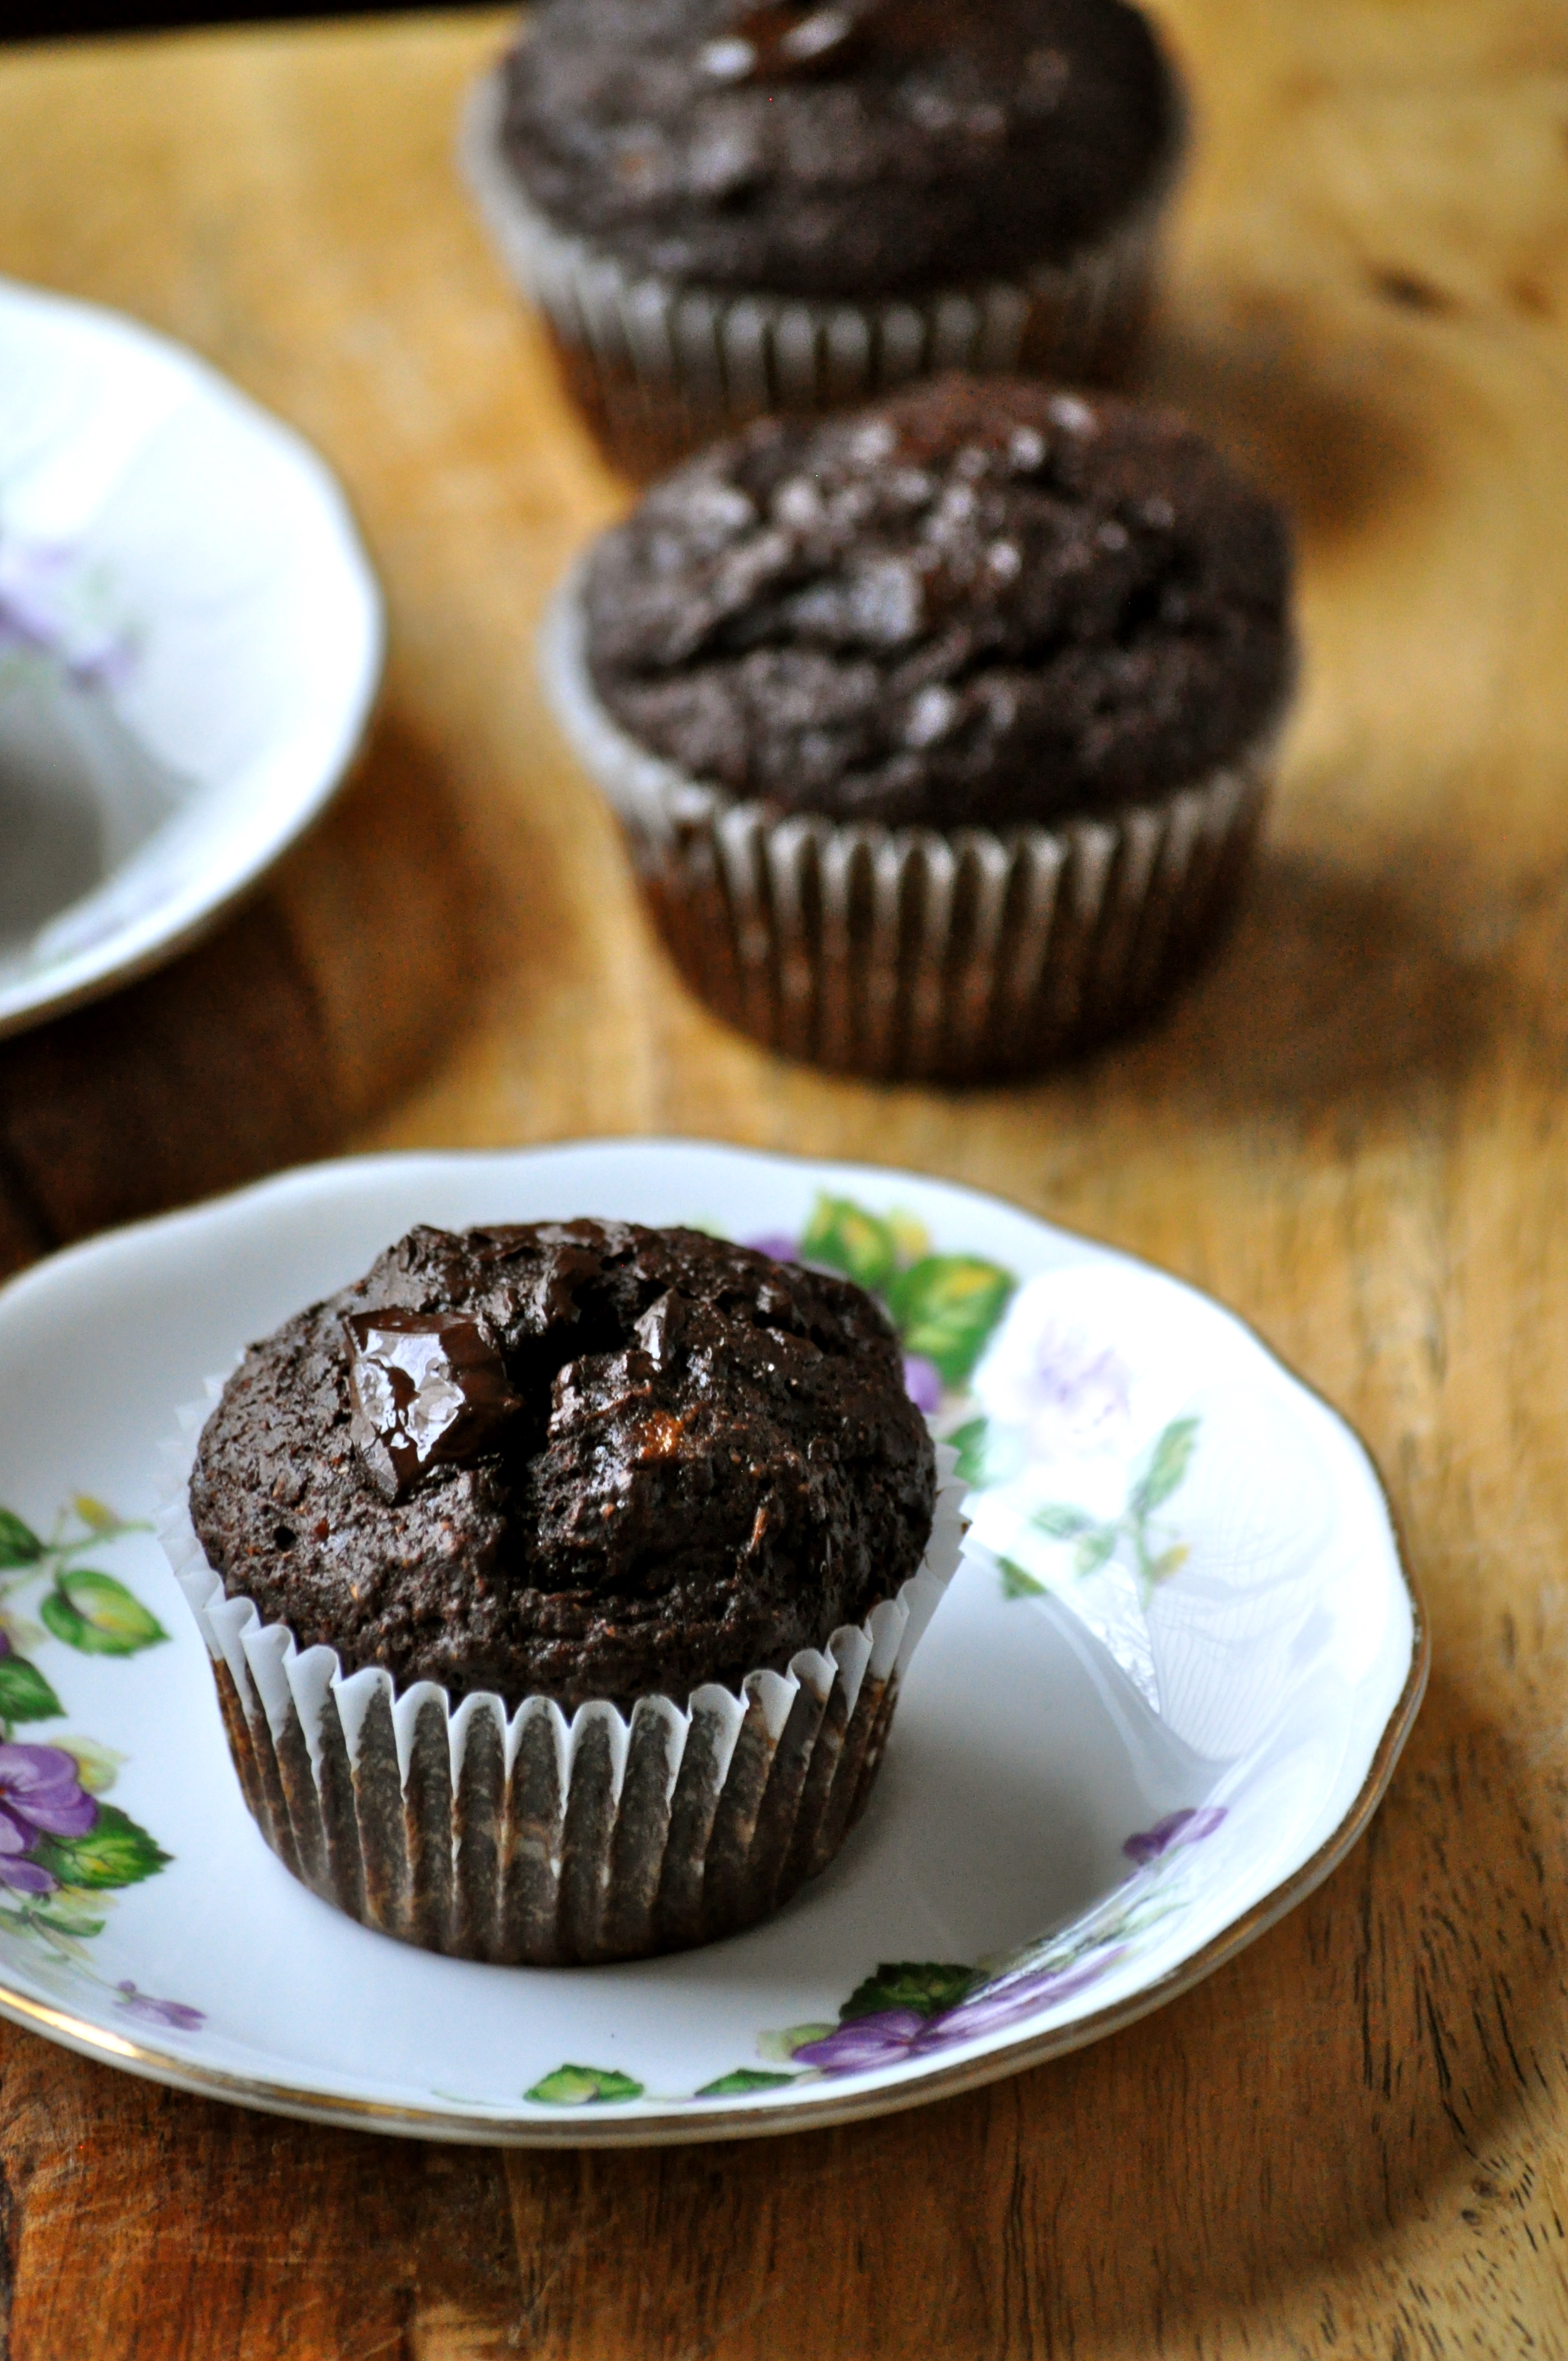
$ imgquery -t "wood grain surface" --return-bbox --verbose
[1,4,1567,2353]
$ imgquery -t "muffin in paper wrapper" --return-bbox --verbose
[157,1385,965,1966]
[539,572,1277,1084]
[459,63,1185,479]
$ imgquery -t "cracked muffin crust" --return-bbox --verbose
[582,375,1294,830]
[190,1220,937,1714]
[499,0,1176,301]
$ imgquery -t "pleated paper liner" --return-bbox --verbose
[538,576,1277,1084]
[459,63,1185,479]
[157,1396,965,1966]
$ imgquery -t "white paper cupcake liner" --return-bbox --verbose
[157,1382,965,1964]
[539,574,1277,1081]
[460,63,1184,476]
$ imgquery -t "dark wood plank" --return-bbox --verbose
[0,703,488,1252]
[0,2026,524,2361]
[0,1170,45,1289]
[0,902,332,1249]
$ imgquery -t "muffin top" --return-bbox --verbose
[581,377,1295,830]
[500,0,1176,300]
[190,1220,936,1714]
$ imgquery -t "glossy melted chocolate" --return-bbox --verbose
[344,1308,522,1502]
[698,1,870,82]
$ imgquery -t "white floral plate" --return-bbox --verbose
[0,277,382,1037]
[0,1141,1425,2144]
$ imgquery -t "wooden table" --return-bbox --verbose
[0,4,1565,2351]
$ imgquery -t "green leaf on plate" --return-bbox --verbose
[1073,1528,1118,1578]
[695,2069,800,2097]
[1145,1543,1190,1586]
[40,1572,168,1657]
[1129,1416,1200,1516]
[71,1495,121,1535]
[800,1195,900,1292]
[61,1738,124,1795]
[525,2064,644,2106]
[841,1962,981,2022]
[0,1655,63,1725]
[886,1257,1014,1385]
[0,1511,43,1570]
[1031,1502,1095,1542]
[998,1557,1047,1599]
[762,2023,834,2061]
[946,1416,991,1488]
[29,1890,106,1940]
[32,1803,170,1892]
[886,1211,930,1266]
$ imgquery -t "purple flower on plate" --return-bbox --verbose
[114,1981,205,2033]
[0,540,136,693]
[794,1957,1120,2077]
[902,1355,943,1415]
[792,2009,931,2074]
[1122,1805,1226,1868]
[910,1956,1119,2053]
[745,1234,800,1266]
[0,1741,97,1895]
[974,1291,1134,1461]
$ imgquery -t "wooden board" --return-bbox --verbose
[2,4,1567,2351]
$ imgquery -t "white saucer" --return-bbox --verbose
[0,278,382,1037]
[0,1142,1424,2143]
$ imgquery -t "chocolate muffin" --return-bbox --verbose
[191,1218,936,1713]
[169,1214,959,1964]
[540,375,1294,1079]
[461,0,1184,475]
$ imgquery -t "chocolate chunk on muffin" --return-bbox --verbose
[461,0,1184,473]
[191,1219,937,1714]
[583,376,1293,829]
[499,0,1175,301]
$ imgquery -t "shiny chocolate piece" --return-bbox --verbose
[343,1309,522,1502]
[698,0,870,83]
